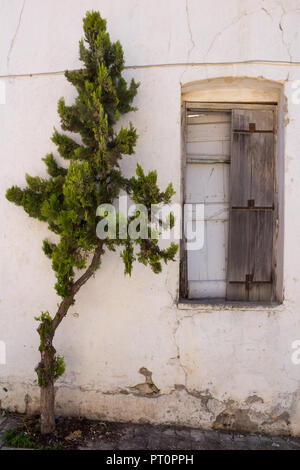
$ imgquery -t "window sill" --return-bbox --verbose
[177,298,284,311]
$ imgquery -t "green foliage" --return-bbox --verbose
[36,371,47,388]
[3,427,63,450]
[6,10,178,300]
[36,354,66,388]
[35,311,53,352]
[130,164,175,207]
[34,310,53,324]
[54,355,66,380]
[3,429,37,449]
[35,311,65,386]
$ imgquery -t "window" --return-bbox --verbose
[180,103,280,303]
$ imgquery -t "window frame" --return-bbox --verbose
[179,101,282,306]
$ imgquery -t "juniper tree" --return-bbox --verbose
[6,11,177,434]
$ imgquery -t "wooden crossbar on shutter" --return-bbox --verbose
[226,109,275,302]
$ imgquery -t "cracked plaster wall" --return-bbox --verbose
[1,0,300,435]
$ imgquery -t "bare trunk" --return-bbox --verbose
[37,241,104,434]
[36,334,56,434]
[40,383,55,434]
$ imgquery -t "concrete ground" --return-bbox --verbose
[1,414,300,450]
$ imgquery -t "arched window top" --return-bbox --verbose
[182,77,283,104]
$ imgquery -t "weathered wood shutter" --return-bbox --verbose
[226,109,275,302]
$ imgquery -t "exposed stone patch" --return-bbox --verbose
[174,385,213,411]
[213,408,259,433]
[245,395,264,405]
[262,411,290,426]
[213,397,291,434]
[130,368,160,395]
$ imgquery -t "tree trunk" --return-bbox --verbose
[40,383,55,434]
[37,241,104,434]
[36,332,57,434]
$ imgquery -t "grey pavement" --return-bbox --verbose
[79,423,300,450]
[1,414,300,450]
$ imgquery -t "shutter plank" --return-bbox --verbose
[187,122,230,142]
[227,209,249,301]
[251,133,274,207]
[227,109,275,302]
[249,284,272,302]
[187,112,231,125]
[227,210,249,282]
[232,109,274,132]
[230,133,251,206]
[227,282,248,301]
[250,210,273,282]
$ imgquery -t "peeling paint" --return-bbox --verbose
[262,411,290,426]
[246,395,264,405]
[214,408,259,433]
[130,368,160,396]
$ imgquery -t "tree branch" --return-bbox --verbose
[51,240,104,331]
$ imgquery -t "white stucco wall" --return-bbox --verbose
[1,0,300,435]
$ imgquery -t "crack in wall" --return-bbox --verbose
[204,1,296,62]
[3,0,300,79]
[261,7,273,20]
[185,0,196,60]
[7,0,26,73]
[180,0,196,84]
[260,0,276,20]
[171,313,188,389]
[205,8,258,59]
[278,2,292,62]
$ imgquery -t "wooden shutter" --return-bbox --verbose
[226,109,275,302]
